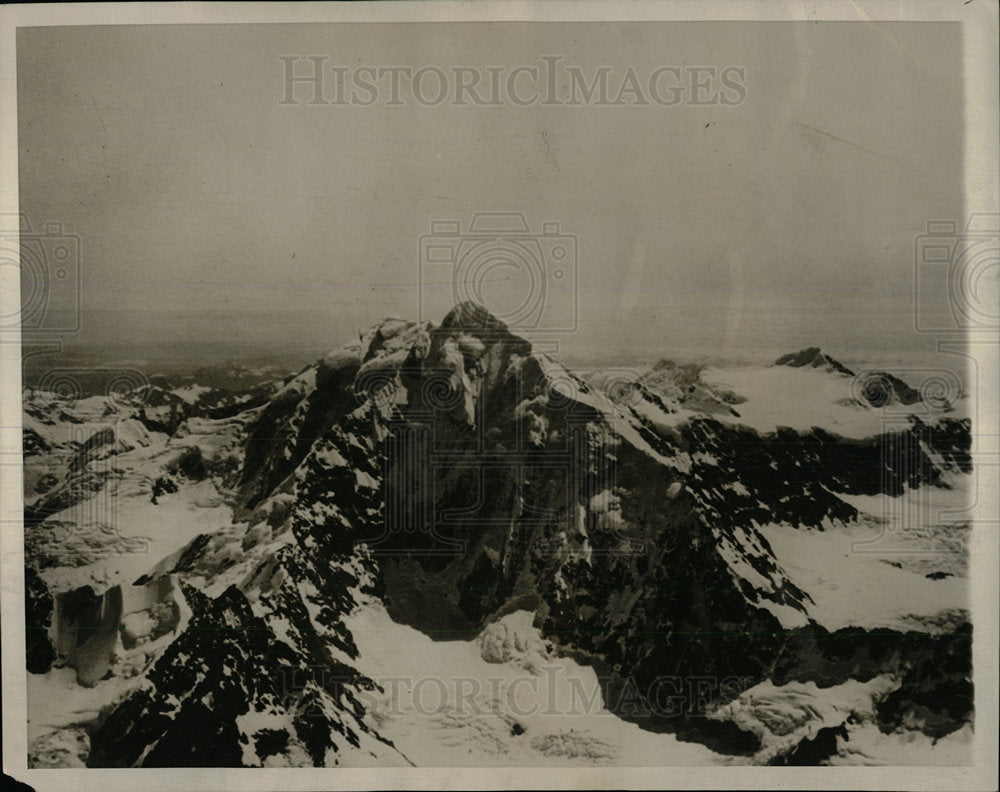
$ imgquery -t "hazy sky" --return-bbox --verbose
[17,22,964,364]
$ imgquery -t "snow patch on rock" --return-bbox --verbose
[478,611,554,674]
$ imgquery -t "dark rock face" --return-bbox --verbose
[90,584,294,767]
[48,305,973,765]
[770,723,848,765]
[874,623,974,740]
[89,563,399,767]
[237,356,362,515]
[25,566,54,674]
[775,347,855,377]
[23,427,50,457]
[773,347,939,409]
[854,370,924,408]
[51,585,123,686]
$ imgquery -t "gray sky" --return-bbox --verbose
[17,22,963,365]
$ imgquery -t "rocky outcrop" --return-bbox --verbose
[641,359,744,414]
[774,347,931,409]
[25,566,54,674]
[49,575,185,686]
[89,580,406,767]
[775,347,855,377]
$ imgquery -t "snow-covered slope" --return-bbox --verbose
[345,605,728,766]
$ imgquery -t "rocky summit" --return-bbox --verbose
[23,303,973,767]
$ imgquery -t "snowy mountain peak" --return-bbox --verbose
[439,301,510,334]
[774,347,855,377]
